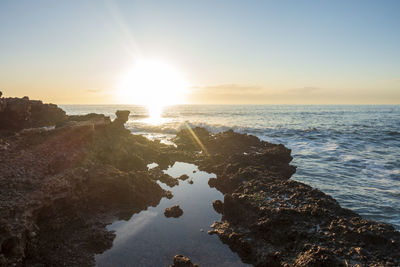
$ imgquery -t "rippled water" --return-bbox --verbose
[62,105,400,230]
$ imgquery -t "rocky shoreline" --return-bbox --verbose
[0,94,399,266]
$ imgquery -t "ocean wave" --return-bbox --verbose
[126,121,235,135]
[125,121,330,141]
[129,114,148,119]
[386,131,400,136]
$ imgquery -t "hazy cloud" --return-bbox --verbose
[286,86,321,95]
[187,84,329,104]
[86,89,102,93]
[190,84,263,94]
[188,84,278,104]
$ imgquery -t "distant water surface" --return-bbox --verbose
[62,105,400,230]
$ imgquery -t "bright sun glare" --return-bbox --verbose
[119,60,187,124]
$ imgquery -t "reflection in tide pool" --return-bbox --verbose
[95,162,248,267]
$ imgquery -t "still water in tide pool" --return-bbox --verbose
[62,105,400,230]
[95,162,249,267]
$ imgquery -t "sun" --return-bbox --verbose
[119,60,187,123]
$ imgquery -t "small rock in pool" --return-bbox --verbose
[178,174,189,181]
[164,205,183,218]
[212,200,224,214]
[208,178,217,188]
[170,255,198,267]
[188,179,194,184]
[193,170,196,173]
[164,191,173,199]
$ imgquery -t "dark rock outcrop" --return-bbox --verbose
[212,200,224,214]
[114,110,130,125]
[170,255,199,267]
[1,94,399,266]
[0,94,66,131]
[0,102,172,266]
[58,113,111,128]
[149,167,179,187]
[178,174,189,181]
[173,127,400,266]
[164,205,184,218]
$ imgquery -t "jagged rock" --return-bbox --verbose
[0,109,168,266]
[170,255,198,267]
[0,95,66,131]
[114,110,130,124]
[294,246,343,266]
[172,127,400,266]
[208,178,217,188]
[1,95,399,266]
[164,205,183,218]
[165,191,174,199]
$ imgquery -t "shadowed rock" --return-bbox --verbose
[212,200,223,214]
[0,94,66,131]
[173,126,400,266]
[0,98,170,266]
[114,110,130,125]
[1,94,399,266]
[62,113,111,126]
[178,174,189,181]
[164,205,183,218]
[149,167,179,187]
[170,255,198,267]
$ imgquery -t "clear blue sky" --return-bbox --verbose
[0,0,399,104]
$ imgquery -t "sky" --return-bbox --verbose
[0,0,399,104]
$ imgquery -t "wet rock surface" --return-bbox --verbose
[1,95,399,266]
[164,205,184,218]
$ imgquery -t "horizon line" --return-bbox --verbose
[58,103,400,106]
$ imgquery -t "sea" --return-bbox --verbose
[61,104,400,266]
[61,104,400,230]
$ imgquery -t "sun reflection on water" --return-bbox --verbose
[142,104,167,125]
